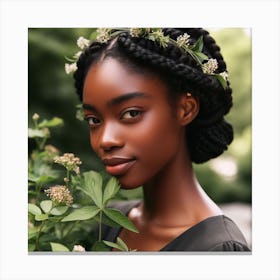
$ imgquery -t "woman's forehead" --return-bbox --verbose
[83,58,169,104]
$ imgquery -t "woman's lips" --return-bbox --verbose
[102,157,136,176]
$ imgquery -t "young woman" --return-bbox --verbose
[72,28,250,251]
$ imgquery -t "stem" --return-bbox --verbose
[34,138,41,150]
[66,169,70,188]
[98,210,103,242]
[35,184,42,202]
[39,137,47,151]
[63,221,79,238]
[35,221,45,251]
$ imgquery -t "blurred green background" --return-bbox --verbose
[28,28,251,204]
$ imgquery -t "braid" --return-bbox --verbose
[74,42,106,101]
[73,28,234,163]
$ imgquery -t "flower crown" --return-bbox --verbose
[65,28,229,89]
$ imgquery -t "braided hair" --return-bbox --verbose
[73,28,233,163]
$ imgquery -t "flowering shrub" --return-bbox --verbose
[28,113,138,252]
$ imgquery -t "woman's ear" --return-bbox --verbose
[176,93,199,126]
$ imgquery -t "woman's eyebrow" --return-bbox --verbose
[108,92,149,106]
[82,92,149,112]
[82,103,97,112]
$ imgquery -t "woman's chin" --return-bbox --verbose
[117,176,143,190]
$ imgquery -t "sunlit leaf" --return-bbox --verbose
[103,208,138,233]
[35,213,49,221]
[50,242,70,252]
[103,177,120,205]
[28,128,45,138]
[116,237,129,251]
[40,200,52,213]
[102,240,123,251]
[50,206,68,216]
[38,117,64,128]
[28,203,42,215]
[28,227,39,240]
[80,171,103,208]
[61,206,100,222]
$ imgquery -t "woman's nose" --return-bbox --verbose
[98,123,124,152]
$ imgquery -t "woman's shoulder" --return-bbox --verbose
[161,215,250,252]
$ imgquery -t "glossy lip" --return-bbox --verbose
[102,157,136,176]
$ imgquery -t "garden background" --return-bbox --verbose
[28,28,252,248]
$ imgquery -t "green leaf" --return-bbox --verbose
[103,208,139,233]
[116,237,129,251]
[94,213,121,228]
[61,206,100,222]
[102,240,124,251]
[191,35,204,52]
[40,200,52,213]
[28,203,42,215]
[28,227,39,240]
[38,117,64,128]
[195,52,208,61]
[28,242,36,251]
[81,171,103,208]
[37,175,56,185]
[50,206,69,216]
[215,74,227,90]
[92,240,111,251]
[103,177,120,205]
[35,213,49,221]
[28,128,45,138]
[50,242,70,252]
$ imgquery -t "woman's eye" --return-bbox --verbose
[85,116,101,127]
[121,110,142,120]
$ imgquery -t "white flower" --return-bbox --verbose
[77,36,90,50]
[176,33,190,48]
[129,28,142,37]
[45,185,73,206]
[73,245,86,252]
[96,28,111,43]
[65,63,77,74]
[219,71,229,81]
[32,113,40,121]
[202,58,218,74]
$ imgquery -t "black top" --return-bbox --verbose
[101,200,250,252]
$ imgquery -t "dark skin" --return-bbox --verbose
[83,57,223,251]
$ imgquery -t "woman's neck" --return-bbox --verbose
[141,141,221,227]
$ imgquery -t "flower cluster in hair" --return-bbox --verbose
[64,28,229,89]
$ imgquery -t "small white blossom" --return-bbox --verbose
[54,153,82,173]
[73,245,86,252]
[219,71,229,81]
[45,185,73,206]
[176,33,190,48]
[202,58,218,74]
[96,28,111,43]
[65,63,78,74]
[77,36,90,50]
[129,28,142,37]
[32,113,40,121]
[150,30,169,48]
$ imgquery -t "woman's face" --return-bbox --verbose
[83,58,185,189]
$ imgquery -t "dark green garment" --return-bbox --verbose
[102,200,250,252]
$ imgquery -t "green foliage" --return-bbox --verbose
[28,113,138,252]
